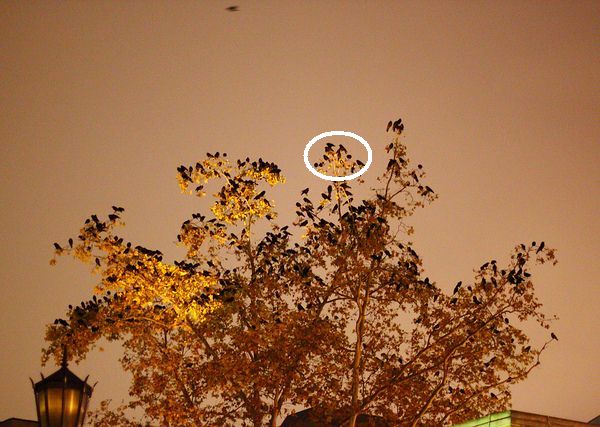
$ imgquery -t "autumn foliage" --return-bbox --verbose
[45,119,558,426]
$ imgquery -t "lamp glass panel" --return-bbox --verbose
[37,390,48,427]
[63,388,82,427]
[46,388,63,426]
[45,387,82,427]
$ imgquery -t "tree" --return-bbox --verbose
[44,119,558,426]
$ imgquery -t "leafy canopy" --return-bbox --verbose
[45,119,558,427]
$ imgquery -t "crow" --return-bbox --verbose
[536,241,545,253]
[386,121,393,132]
[551,332,558,341]
[453,281,462,294]
[226,6,239,12]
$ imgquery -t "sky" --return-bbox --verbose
[1,0,598,424]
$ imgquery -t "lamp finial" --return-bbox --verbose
[61,345,68,368]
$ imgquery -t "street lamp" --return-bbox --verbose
[30,348,94,427]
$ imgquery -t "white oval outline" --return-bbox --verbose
[303,131,372,182]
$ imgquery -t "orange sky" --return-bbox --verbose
[1,1,598,423]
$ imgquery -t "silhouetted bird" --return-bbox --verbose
[551,332,558,341]
[392,118,404,133]
[226,6,239,12]
[453,281,462,295]
[386,121,393,132]
[536,241,545,253]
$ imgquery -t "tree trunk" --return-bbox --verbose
[269,396,279,427]
[349,296,368,427]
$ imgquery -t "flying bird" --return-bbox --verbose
[226,6,239,12]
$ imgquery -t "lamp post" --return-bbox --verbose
[30,348,94,427]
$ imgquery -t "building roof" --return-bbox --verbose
[280,408,388,427]
[0,418,38,427]
[281,409,598,426]
[588,415,600,425]
[452,410,594,426]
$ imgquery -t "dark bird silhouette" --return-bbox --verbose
[484,356,496,367]
[226,5,239,12]
[453,281,462,295]
[386,121,393,132]
[473,295,481,305]
[53,242,62,251]
[551,332,558,341]
[254,190,266,199]
[68,238,73,248]
[536,241,545,253]
[392,118,404,133]
[301,187,309,195]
